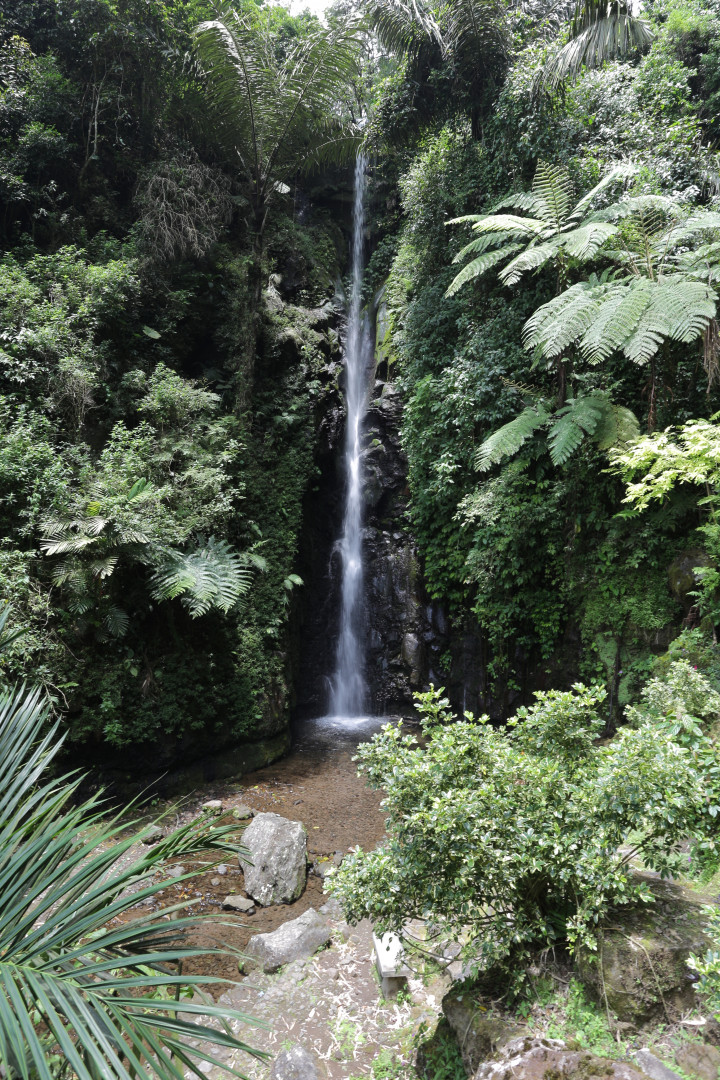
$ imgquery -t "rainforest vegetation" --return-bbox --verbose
[5,0,720,1072]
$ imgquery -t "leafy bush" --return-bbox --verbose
[329,685,706,978]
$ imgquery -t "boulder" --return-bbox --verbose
[474,1037,647,1080]
[441,989,525,1075]
[576,876,711,1025]
[222,895,255,914]
[239,812,307,906]
[635,1050,682,1080]
[240,908,330,974]
[202,799,223,812]
[233,804,254,820]
[142,824,164,844]
[270,1045,320,1080]
[674,1041,720,1080]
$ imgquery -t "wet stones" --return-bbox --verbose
[240,812,308,906]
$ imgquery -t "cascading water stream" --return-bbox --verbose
[330,155,371,718]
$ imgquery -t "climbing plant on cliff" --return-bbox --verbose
[329,685,706,976]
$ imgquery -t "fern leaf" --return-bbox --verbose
[500,239,563,285]
[523,281,603,359]
[547,393,609,466]
[594,405,640,450]
[568,163,637,221]
[445,245,522,296]
[451,232,516,264]
[560,222,617,260]
[475,405,551,471]
[548,412,588,465]
[532,162,574,229]
[150,538,253,616]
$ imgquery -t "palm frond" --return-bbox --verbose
[540,2,654,90]
[363,0,443,57]
[0,683,265,1080]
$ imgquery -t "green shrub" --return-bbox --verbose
[330,684,706,979]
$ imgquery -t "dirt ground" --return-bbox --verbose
[119,715,399,994]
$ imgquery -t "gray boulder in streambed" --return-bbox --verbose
[239,812,307,906]
[240,908,330,973]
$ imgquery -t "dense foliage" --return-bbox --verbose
[0,0,356,758]
[369,0,720,707]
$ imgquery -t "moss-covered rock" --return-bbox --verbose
[576,876,712,1025]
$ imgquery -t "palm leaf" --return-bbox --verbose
[540,2,654,90]
[0,684,265,1079]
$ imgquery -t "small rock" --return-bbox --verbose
[312,859,334,881]
[240,908,331,974]
[636,1050,683,1080]
[202,800,223,812]
[222,895,255,913]
[332,852,344,866]
[270,1045,319,1080]
[216,864,228,875]
[326,967,338,980]
[166,865,185,877]
[142,825,164,845]
[233,804,254,820]
[319,898,342,919]
[211,877,221,886]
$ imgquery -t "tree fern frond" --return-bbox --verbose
[445,245,522,296]
[468,214,549,237]
[451,232,516,264]
[560,221,617,260]
[568,162,636,221]
[523,281,604,359]
[547,393,609,465]
[475,405,551,471]
[594,404,641,450]
[501,240,562,284]
[532,161,574,228]
[579,279,653,363]
[150,538,253,617]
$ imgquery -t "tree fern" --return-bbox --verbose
[445,162,633,298]
[476,393,639,470]
[150,538,254,616]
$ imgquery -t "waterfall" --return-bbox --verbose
[330,155,371,718]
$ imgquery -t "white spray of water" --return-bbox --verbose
[330,155,371,718]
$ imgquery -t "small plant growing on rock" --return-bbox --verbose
[329,685,707,980]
